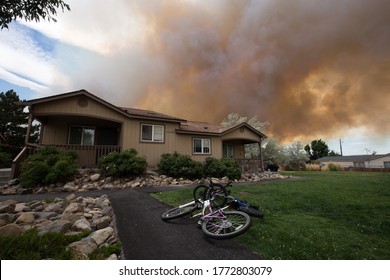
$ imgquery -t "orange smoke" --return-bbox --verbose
[85,0,390,142]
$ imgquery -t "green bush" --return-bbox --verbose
[0,151,12,168]
[157,153,241,180]
[157,152,204,180]
[20,146,78,188]
[98,148,148,177]
[204,157,241,180]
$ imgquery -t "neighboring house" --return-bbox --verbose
[11,89,267,178]
[318,154,390,169]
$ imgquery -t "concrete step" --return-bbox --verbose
[0,168,11,185]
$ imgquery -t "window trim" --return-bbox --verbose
[140,124,165,143]
[68,125,96,145]
[193,138,211,155]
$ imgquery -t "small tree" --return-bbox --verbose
[0,90,39,163]
[305,139,330,161]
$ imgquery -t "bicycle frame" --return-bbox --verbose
[191,198,229,223]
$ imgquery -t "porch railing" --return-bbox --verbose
[235,159,264,172]
[50,144,121,168]
[11,144,121,178]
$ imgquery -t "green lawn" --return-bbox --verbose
[152,171,390,259]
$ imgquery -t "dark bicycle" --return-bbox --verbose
[193,179,264,218]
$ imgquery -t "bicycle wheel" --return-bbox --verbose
[193,185,209,203]
[209,183,228,208]
[238,205,264,218]
[161,203,198,221]
[202,211,251,239]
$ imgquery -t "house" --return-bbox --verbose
[11,89,267,178]
[318,154,390,170]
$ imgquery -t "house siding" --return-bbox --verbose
[32,95,127,123]
[21,91,266,171]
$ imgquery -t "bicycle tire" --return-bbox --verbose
[161,203,198,221]
[209,183,228,208]
[201,211,251,239]
[193,185,209,203]
[238,205,264,218]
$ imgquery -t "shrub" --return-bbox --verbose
[20,146,78,188]
[98,148,148,177]
[327,162,343,171]
[305,164,321,171]
[203,157,241,180]
[158,153,241,180]
[0,151,12,168]
[157,152,204,179]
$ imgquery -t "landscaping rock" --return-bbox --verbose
[0,223,23,237]
[0,200,17,213]
[0,194,120,259]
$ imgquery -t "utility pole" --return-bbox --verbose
[339,139,343,156]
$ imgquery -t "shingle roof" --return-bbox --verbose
[120,107,185,122]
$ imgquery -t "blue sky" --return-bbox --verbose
[1,0,389,155]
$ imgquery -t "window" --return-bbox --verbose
[193,138,211,154]
[223,143,234,158]
[69,126,95,145]
[384,162,390,168]
[354,162,365,168]
[141,124,164,142]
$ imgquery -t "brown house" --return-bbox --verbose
[12,90,267,178]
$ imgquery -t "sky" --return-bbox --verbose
[0,0,389,155]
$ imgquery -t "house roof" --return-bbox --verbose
[319,154,390,162]
[19,89,267,139]
[19,89,185,123]
[176,121,267,139]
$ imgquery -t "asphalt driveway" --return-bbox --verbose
[0,186,261,260]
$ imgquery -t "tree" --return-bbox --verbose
[0,90,39,162]
[305,139,330,161]
[1,0,70,29]
[263,138,286,167]
[221,113,269,158]
[285,141,309,170]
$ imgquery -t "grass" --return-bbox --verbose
[152,171,390,259]
[0,228,121,260]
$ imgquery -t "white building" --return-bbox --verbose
[318,154,390,169]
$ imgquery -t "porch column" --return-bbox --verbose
[259,139,264,171]
[25,107,33,144]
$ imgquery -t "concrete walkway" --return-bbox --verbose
[0,187,262,260]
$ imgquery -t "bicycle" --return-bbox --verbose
[161,195,251,239]
[193,179,264,218]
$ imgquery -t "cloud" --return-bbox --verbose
[0,23,70,96]
[4,0,390,144]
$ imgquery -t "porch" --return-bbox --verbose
[11,144,121,179]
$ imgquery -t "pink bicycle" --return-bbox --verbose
[161,194,251,239]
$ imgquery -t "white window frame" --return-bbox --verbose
[193,138,211,154]
[384,161,390,168]
[141,124,164,142]
[68,125,95,145]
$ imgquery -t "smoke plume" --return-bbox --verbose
[69,0,390,142]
